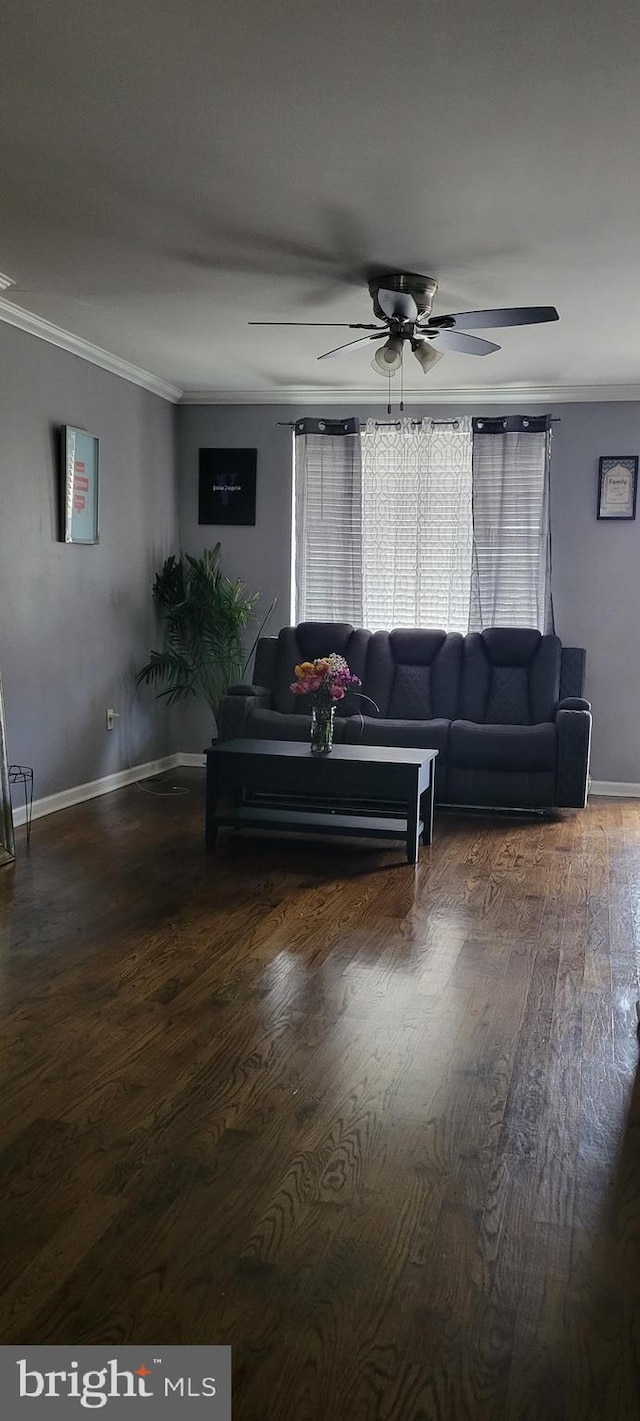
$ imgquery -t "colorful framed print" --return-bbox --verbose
[198,448,257,526]
[61,426,99,543]
[597,456,638,520]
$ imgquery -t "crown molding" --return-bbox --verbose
[1,295,638,411]
[180,382,640,406]
[0,297,182,402]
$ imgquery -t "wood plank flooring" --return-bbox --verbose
[1,772,639,1418]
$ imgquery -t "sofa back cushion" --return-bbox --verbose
[364,629,463,720]
[461,628,561,724]
[272,623,371,714]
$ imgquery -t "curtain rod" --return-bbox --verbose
[275,414,460,426]
[278,417,561,428]
[371,417,562,428]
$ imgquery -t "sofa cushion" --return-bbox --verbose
[364,629,463,719]
[344,716,450,756]
[246,708,350,743]
[450,720,557,773]
[272,623,371,715]
[462,629,561,724]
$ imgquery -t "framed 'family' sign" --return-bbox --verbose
[198,448,257,526]
[597,456,638,521]
[61,426,99,543]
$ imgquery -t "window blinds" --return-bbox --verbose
[294,418,363,624]
[470,416,554,633]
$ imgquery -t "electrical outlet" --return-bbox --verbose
[106,708,119,732]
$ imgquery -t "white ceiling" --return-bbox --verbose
[2,0,640,399]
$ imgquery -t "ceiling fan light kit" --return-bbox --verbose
[411,338,444,373]
[249,272,559,383]
[371,335,404,376]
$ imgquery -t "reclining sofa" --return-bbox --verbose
[218,622,592,810]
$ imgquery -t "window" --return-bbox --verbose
[293,414,553,633]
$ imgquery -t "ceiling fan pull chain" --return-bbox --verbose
[400,350,404,413]
[387,369,392,416]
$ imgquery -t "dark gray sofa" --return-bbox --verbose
[218,622,591,810]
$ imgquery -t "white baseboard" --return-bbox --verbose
[179,752,207,768]
[11,754,184,827]
[590,780,640,798]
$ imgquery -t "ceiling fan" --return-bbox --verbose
[249,272,559,376]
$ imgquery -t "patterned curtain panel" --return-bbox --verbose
[294,417,363,624]
[361,417,473,632]
[470,415,554,633]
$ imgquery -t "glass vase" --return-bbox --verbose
[310,703,336,755]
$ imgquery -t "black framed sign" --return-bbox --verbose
[597,456,638,520]
[198,448,257,526]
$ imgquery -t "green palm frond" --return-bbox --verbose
[136,547,276,725]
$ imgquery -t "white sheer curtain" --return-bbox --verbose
[361,417,473,632]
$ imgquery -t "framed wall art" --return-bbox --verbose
[198,448,257,526]
[61,426,99,543]
[597,456,638,521]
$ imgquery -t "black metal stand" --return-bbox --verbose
[9,765,34,845]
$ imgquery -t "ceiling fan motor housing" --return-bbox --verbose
[368,272,438,323]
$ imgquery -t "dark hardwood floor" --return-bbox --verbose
[1,771,639,1419]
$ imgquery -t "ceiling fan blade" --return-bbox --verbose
[433,305,559,331]
[318,334,385,361]
[248,321,385,328]
[430,330,501,356]
[377,288,418,323]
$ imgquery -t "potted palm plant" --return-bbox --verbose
[136,545,275,732]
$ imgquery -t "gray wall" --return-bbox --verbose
[177,399,640,784]
[176,405,296,751]
[550,401,640,785]
[0,322,178,800]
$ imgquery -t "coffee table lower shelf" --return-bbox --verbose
[205,739,438,864]
[210,804,424,845]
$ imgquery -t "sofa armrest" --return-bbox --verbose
[217,685,271,741]
[555,707,592,808]
[557,696,591,713]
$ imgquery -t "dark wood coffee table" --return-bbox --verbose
[205,739,438,864]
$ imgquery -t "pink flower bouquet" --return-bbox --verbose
[290,653,362,706]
